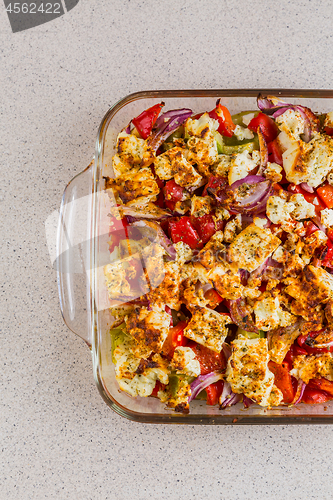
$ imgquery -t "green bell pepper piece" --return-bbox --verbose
[231,110,259,127]
[110,323,127,363]
[237,327,265,339]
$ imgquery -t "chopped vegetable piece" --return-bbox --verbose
[248,112,279,143]
[162,320,188,358]
[187,340,226,375]
[206,380,224,405]
[208,100,235,137]
[132,102,164,139]
[301,386,333,404]
[169,217,201,249]
[267,138,283,166]
[268,361,295,404]
[317,183,333,209]
[164,179,184,202]
[204,288,224,309]
[191,213,224,245]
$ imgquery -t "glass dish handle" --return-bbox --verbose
[57,162,94,347]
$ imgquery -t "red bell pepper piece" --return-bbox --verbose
[202,175,227,197]
[301,386,333,404]
[204,288,224,309]
[320,239,333,269]
[169,217,201,249]
[283,346,294,371]
[268,361,295,404]
[267,138,283,166]
[132,102,164,139]
[162,320,188,358]
[165,305,173,326]
[187,340,226,375]
[308,377,333,396]
[304,220,319,237]
[248,113,279,143]
[108,215,130,253]
[327,228,333,242]
[287,184,326,216]
[317,183,333,209]
[208,101,235,137]
[206,380,224,405]
[190,213,224,245]
[293,345,308,356]
[163,179,184,202]
[297,330,333,354]
[151,380,166,397]
[325,127,333,136]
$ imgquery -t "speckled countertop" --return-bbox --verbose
[2,1,333,499]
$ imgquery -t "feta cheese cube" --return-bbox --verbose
[183,307,232,352]
[226,337,283,407]
[228,223,281,272]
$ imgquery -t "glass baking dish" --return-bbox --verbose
[57,89,333,424]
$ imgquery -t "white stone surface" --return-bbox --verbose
[1,1,333,499]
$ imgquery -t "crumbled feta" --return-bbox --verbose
[264,162,283,182]
[289,193,316,220]
[233,125,254,141]
[242,112,256,126]
[185,113,219,137]
[228,223,281,273]
[116,131,154,168]
[170,347,201,377]
[252,150,261,164]
[223,214,242,243]
[114,337,169,397]
[253,217,267,229]
[187,136,219,167]
[253,295,295,331]
[321,208,333,228]
[154,147,203,188]
[290,353,333,384]
[174,241,193,266]
[212,155,231,177]
[266,196,295,225]
[190,195,212,217]
[276,108,306,140]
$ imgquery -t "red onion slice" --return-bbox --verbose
[189,372,224,402]
[215,175,273,215]
[300,183,314,193]
[257,127,268,175]
[243,396,254,408]
[147,108,192,152]
[292,380,307,405]
[257,94,320,142]
[219,381,242,408]
[222,343,232,361]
